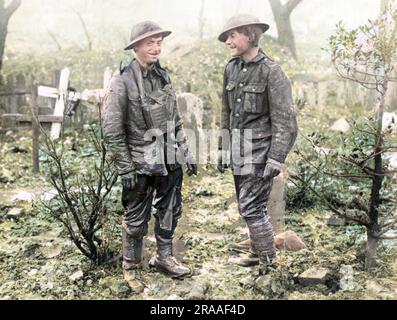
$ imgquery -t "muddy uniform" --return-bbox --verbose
[219,49,298,263]
[102,59,190,272]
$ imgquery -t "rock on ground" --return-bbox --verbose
[274,230,306,252]
[298,267,330,287]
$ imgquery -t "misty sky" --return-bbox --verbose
[5,0,382,55]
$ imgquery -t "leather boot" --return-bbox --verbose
[149,234,191,278]
[231,250,259,267]
[122,229,145,293]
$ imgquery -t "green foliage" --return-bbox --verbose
[289,116,397,223]
[328,4,397,90]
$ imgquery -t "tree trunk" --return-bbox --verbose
[365,230,378,270]
[0,21,6,72]
[366,81,388,270]
[268,0,302,60]
[0,0,22,72]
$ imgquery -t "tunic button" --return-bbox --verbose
[239,83,244,87]
[235,113,240,118]
[243,68,248,72]
[237,98,242,103]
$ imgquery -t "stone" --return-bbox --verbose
[10,191,35,203]
[176,93,204,132]
[41,243,63,259]
[28,269,38,277]
[268,172,287,234]
[69,270,84,282]
[330,118,350,133]
[339,265,356,291]
[187,282,211,300]
[41,190,58,201]
[239,275,255,287]
[382,112,397,133]
[387,153,397,171]
[327,214,346,227]
[6,207,25,220]
[254,275,273,295]
[274,230,306,252]
[99,276,131,296]
[298,268,330,287]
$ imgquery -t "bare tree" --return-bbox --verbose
[0,0,22,72]
[46,27,62,51]
[72,7,93,51]
[198,0,206,40]
[268,0,303,60]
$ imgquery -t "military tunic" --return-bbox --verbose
[219,49,297,176]
[102,59,188,238]
[219,49,298,261]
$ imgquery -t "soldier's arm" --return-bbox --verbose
[218,66,231,151]
[267,65,298,164]
[101,76,135,175]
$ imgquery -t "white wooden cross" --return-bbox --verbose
[38,68,70,140]
[37,67,113,140]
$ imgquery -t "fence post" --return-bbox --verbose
[31,84,39,174]
[6,74,16,114]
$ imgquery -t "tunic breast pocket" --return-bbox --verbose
[243,83,267,113]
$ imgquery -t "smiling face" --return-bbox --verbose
[224,29,251,58]
[134,35,164,68]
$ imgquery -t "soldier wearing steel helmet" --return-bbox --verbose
[101,21,197,293]
[217,14,298,274]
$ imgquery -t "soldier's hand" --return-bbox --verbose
[120,171,137,190]
[217,150,228,174]
[263,159,283,181]
[186,162,198,177]
[184,150,198,177]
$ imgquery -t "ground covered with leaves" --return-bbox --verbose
[0,128,396,300]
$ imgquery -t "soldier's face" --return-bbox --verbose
[134,36,163,66]
[225,30,251,57]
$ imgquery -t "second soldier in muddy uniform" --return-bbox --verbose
[102,21,197,293]
[217,14,298,274]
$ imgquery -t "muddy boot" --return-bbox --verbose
[231,251,259,267]
[229,238,252,254]
[122,229,145,293]
[123,268,145,294]
[149,235,191,278]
